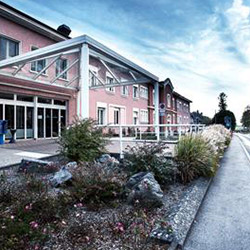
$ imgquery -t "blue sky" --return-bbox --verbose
[3,0,250,122]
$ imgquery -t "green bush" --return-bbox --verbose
[58,118,107,163]
[175,134,218,184]
[123,142,177,185]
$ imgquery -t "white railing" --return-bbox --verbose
[97,123,205,158]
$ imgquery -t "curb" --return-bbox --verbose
[0,153,61,171]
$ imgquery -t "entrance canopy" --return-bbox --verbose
[0,35,158,90]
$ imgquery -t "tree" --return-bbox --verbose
[241,106,250,128]
[212,92,236,130]
[218,92,227,111]
[191,110,211,125]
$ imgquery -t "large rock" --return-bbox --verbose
[98,154,119,168]
[49,166,72,187]
[125,172,164,207]
[18,159,57,173]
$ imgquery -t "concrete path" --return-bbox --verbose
[0,139,59,168]
[184,135,250,250]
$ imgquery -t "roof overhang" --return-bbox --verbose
[0,35,159,83]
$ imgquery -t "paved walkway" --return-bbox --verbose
[184,135,250,250]
[0,139,59,168]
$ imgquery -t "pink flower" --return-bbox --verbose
[24,203,32,211]
[115,222,125,233]
[30,221,39,229]
[74,203,84,208]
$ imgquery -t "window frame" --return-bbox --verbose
[140,86,148,99]
[30,46,47,74]
[133,85,139,99]
[56,58,68,80]
[0,35,20,61]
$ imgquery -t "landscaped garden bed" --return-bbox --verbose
[0,120,232,250]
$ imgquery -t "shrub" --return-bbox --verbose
[123,142,177,185]
[67,163,126,209]
[175,134,218,184]
[201,124,231,154]
[0,174,69,250]
[58,118,107,163]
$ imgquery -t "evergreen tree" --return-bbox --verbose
[241,106,250,128]
[218,92,227,111]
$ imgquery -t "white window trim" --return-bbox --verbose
[106,72,115,93]
[140,108,149,124]
[96,102,107,125]
[140,85,148,99]
[133,84,139,99]
[0,33,21,60]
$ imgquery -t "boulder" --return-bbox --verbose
[18,159,57,174]
[98,154,119,167]
[125,172,164,207]
[50,166,72,187]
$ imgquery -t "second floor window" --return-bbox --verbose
[167,94,171,108]
[0,36,19,60]
[30,47,46,73]
[121,85,128,96]
[133,85,139,98]
[140,86,148,99]
[56,58,67,80]
[106,76,115,92]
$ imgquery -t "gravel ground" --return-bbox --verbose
[41,183,186,250]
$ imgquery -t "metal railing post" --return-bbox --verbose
[119,125,123,159]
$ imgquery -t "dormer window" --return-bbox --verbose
[167,94,171,108]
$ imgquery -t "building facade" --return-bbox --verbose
[0,2,191,141]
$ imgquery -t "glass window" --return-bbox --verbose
[54,99,66,106]
[140,110,148,123]
[0,93,14,100]
[97,107,105,125]
[52,109,59,137]
[38,97,52,104]
[46,109,52,138]
[167,94,171,108]
[133,85,139,98]
[16,106,25,139]
[106,76,115,92]
[30,47,46,73]
[56,58,67,80]
[27,107,34,139]
[133,111,139,125]
[60,110,66,130]
[121,85,128,96]
[17,95,33,102]
[5,105,14,139]
[140,86,148,99]
[38,108,44,138]
[89,70,97,86]
[114,109,119,125]
[0,36,19,60]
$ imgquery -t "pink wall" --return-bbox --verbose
[89,57,152,125]
[0,16,78,88]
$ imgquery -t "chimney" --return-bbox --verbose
[57,24,71,37]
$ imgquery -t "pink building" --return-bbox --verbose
[0,2,191,141]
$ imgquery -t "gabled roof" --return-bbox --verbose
[0,1,69,41]
[173,91,192,103]
[159,78,174,90]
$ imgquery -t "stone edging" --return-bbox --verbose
[150,176,213,249]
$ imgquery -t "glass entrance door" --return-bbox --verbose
[38,108,44,138]
[5,105,14,139]
[46,109,52,138]
[0,104,3,120]
[52,109,59,137]
[16,106,25,139]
